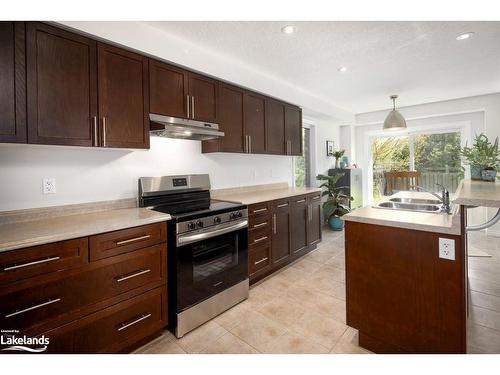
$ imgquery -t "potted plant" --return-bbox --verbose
[317,173,353,231]
[460,134,500,181]
[332,149,345,169]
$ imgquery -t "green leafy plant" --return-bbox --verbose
[460,134,500,170]
[332,149,345,168]
[316,173,353,219]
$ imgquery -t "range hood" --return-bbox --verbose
[149,113,224,141]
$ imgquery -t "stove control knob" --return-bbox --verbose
[213,216,221,224]
[187,222,196,230]
[196,220,204,228]
[230,211,242,220]
[236,211,243,218]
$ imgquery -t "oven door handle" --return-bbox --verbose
[177,220,248,247]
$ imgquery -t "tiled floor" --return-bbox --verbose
[135,227,372,354]
[467,231,500,354]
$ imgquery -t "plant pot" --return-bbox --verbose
[481,169,497,182]
[470,165,482,180]
[328,216,344,231]
[334,159,340,169]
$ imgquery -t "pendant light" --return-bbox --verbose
[383,95,407,131]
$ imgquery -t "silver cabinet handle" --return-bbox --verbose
[253,208,268,213]
[254,257,268,266]
[4,256,60,271]
[273,214,277,234]
[102,117,107,147]
[191,96,195,118]
[213,281,223,287]
[186,95,190,118]
[244,135,248,153]
[296,199,306,203]
[309,204,312,222]
[249,135,252,153]
[117,313,152,332]
[253,236,268,244]
[178,220,248,246]
[312,196,320,200]
[277,203,289,208]
[253,222,268,229]
[93,116,98,147]
[5,298,61,318]
[116,269,151,283]
[115,234,151,246]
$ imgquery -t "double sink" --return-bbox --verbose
[377,197,442,213]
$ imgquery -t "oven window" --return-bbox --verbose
[191,232,239,283]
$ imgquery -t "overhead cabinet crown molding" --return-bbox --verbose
[0,21,302,155]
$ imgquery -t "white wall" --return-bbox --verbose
[0,138,294,211]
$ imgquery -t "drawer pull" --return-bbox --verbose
[115,234,151,246]
[253,222,268,229]
[253,236,268,244]
[312,196,320,200]
[277,203,289,208]
[117,313,152,332]
[253,208,268,213]
[3,256,61,271]
[116,269,151,283]
[213,281,223,287]
[254,257,268,266]
[5,298,61,318]
[296,199,306,203]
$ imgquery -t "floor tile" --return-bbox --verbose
[289,258,323,274]
[256,296,307,326]
[214,301,250,330]
[134,332,186,354]
[261,331,329,354]
[470,290,500,313]
[470,305,500,332]
[257,273,294,295]
[290,311,348,349]
[467,323,500,353]
[330,328,373,354]
[202,332,259,354]
[176,320,227,353]
[230,310,288,351]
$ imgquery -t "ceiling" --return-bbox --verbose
[146,21,500,115]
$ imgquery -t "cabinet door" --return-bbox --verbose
[244,92,266,154]
[290,196,308,255]
[307,194,322,246]
[0,22,26,143]
[98,43,149,149]
[271,200,291,267]
[149,59,187,118]
[285,105,302,156]
[188,72,217,122]
[217,83,245,152]
[26,22,97,146]
[266,99,285,155]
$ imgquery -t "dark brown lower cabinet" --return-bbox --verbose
[345,221,466,353]
[248,192,321,284]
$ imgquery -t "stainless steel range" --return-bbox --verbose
[138,174,249,338]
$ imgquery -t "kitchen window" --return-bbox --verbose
[294,126,312,187]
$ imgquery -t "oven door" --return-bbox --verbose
[175,220,248,312]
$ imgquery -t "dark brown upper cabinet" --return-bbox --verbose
[203,83,245,153]
[187,72,217,123]
[149,59,187,119]
[266,98,286,155]
[0,22,26,144]
[26,22,97,147]
[285,105,302,156]
[244,92,266,154]
[97,43,149,149]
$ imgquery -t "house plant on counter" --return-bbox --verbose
[332,149,345,169]
[460,134,500,181]
[317,172,353,230]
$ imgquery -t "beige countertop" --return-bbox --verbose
[0,208,171,253]
[343,191,461,235]
[452,179,500,208]
[212,185,321,205]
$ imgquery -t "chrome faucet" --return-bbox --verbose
[409,183,451,214]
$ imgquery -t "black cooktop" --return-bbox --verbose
[150,199,245,221]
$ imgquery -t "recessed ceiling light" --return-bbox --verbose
[456,32,474,41]
[338,66,348,73]
[281,25,296,35]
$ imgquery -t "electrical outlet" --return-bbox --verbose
[439,237,455,260]
[42,178,56,194]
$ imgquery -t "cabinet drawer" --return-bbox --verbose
[89,223,166,261]
[249,214,272,231]
[0,245,166,332]
[249,243,271,276]
[44,286,167,353]
[249,227,271,248]
[248,202,270,216]
[0,238,88,285]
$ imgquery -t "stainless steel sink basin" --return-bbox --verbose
[389,197,441,205]
[377,201,441,213]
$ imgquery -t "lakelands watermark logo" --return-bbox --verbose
[1,329,49,353]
